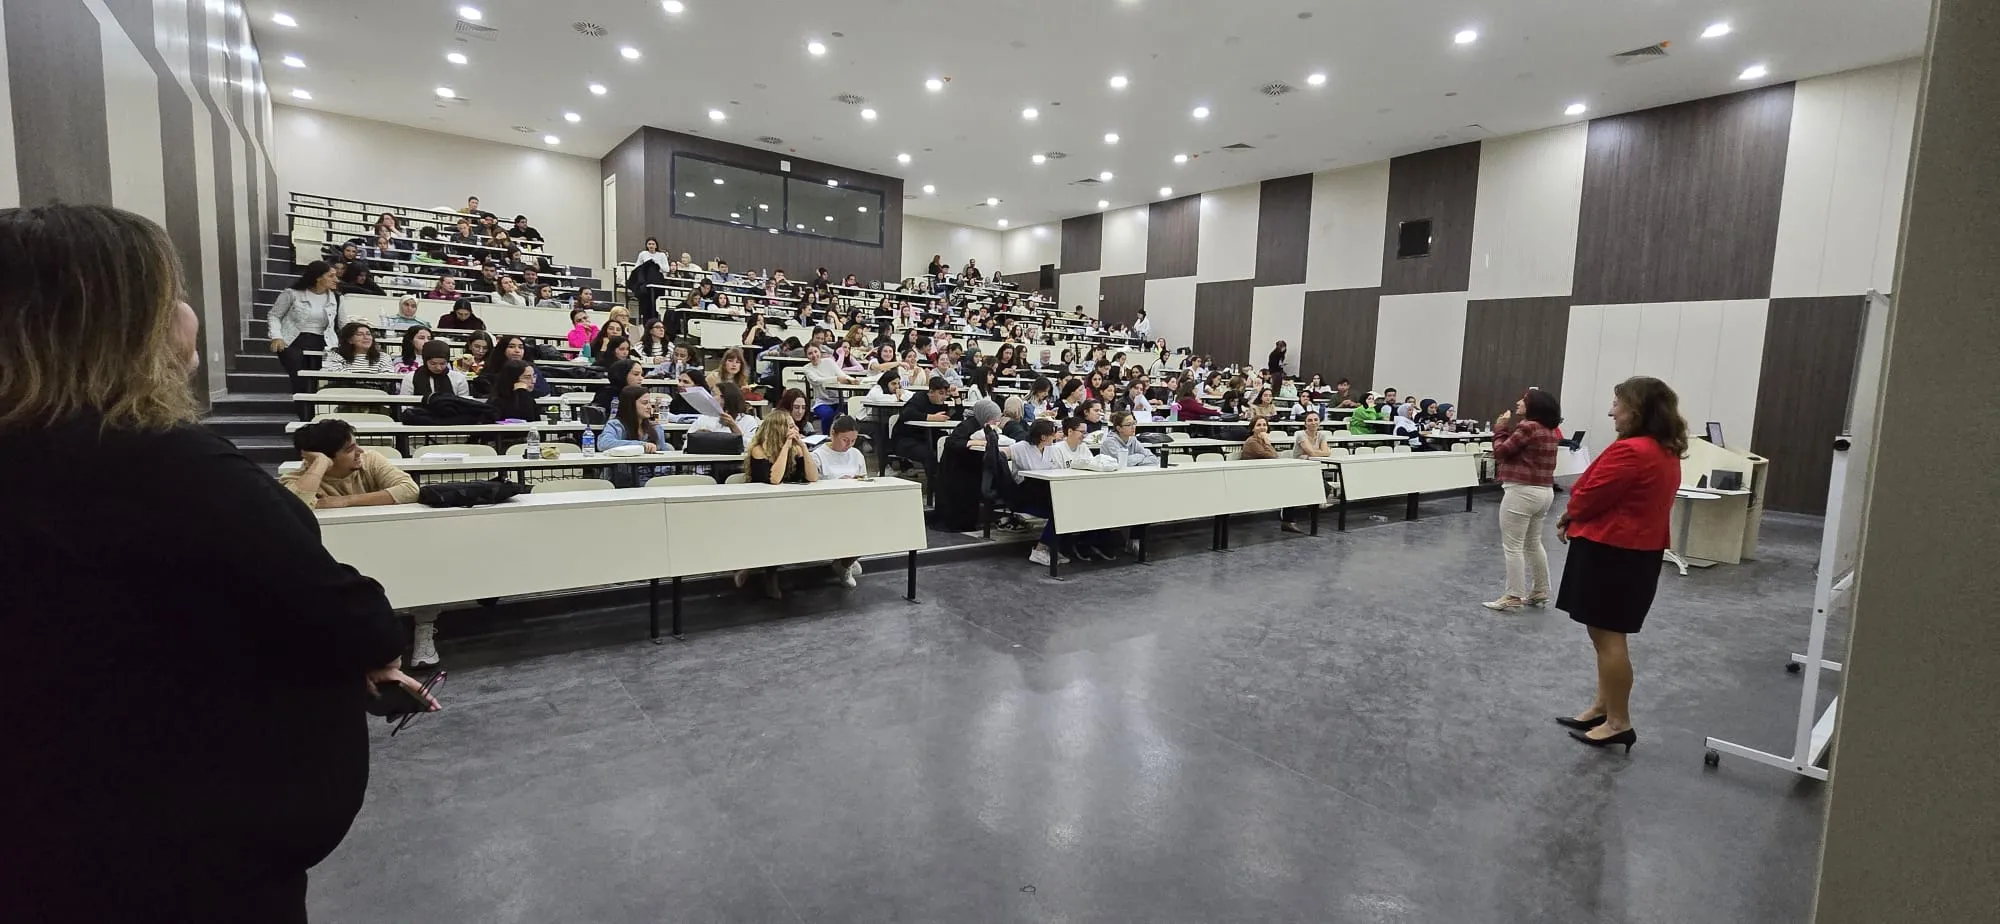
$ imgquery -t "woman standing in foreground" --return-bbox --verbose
[0,205,432,921]
[1554,376,1686,752]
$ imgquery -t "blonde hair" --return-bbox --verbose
[0,204,200,431]
[747,408,793,460]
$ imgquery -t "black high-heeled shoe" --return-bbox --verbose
[1569,728,1637,752]
[1554,714,1606,731]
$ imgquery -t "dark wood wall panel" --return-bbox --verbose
[626,127,903,286]
[1255,173,1313,286]
[1457,296,1573,423]
[1060,212,1102,274]
[1379,142,1480,296]
[1299,288,1381,390]
[1752,295,1866,514]
[1098,272,1147,329]
[1192,280,1254,365]
[1146,195,1200,279]
[1573,83,1795,305]
[1001,270,1043,294]
[602,130,647,283]
[5,0,113,204]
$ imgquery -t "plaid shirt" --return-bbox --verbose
[1492,419,1559,486]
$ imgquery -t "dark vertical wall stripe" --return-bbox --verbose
[1254,173,1312,286]
[1145,195,1199,279]
[1098,272,1146,329]
[1192,279,1254,365]
[1059,212,1102,274]
[1751,295,1866,514]
[1380,142,1479,296]
[186,2,241,373]
[6,0,112,204]
[1573,84,1795,304]
[1300,288,1381,389]
[1456,296,1572,423]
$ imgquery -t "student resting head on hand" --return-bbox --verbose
[280,419,420,510]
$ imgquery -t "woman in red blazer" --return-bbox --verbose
[1553,376,1686,753]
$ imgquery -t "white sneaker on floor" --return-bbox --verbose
[1029,546,1052,566]
[830,562,857,588]
[411,622,440,667]
[848,560,863,577]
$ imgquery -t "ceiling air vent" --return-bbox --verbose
[571,21,607,37]
[1045,151,1068,159]
[511,125,537,134]
[756,136,785,145]
[833,93,866,105]
[1068,177,1104,186]
[1221,142,1256,151]
[1258,81,1297,97]
[1612,42,1670,63]
[454,20,499,41]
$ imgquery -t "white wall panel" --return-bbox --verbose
[1059,271,1101,319]
[95,3,167,225]
[0,3,18,209]
[1195,182,1260,281]
[1573,300,1768,447]
[1711,300,1770,449]
[1560,306,1605,425]
[1100,205,1149,276]
[1249,285,1306,370]
[1467,123,1586,299]
[1669,302,1726,435]
[1373,292,1468,402]
[272,105,604,267]
[1305,161,1389,290]
[1634,303,1683,380]
[1142,276,1198,354]
[1002,222,1060,274]
[901,215,1000,280]
[1769,59,1922,298]
[1592,306,1644,415]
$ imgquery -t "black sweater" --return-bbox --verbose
[1,419,404,918]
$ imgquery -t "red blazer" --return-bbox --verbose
[1565,436,1681,551]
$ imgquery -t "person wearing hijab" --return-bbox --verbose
[935,399,1006,532]
[399,339,470,397]
[436,297,486,332]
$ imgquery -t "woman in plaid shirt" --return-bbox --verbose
[1484,389,1563,611]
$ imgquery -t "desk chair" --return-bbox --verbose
[647,474,716,487]
[363,445,404,459]
[724,473,749,484]
[314,387,393,399]
[1192,453,1226,464]
[533,478,615,493]
[314,412,396,424]
[412,443,497,457]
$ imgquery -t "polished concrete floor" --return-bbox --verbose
[313,495,1841,923]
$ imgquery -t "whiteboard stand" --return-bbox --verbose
[1701,437,1853,781]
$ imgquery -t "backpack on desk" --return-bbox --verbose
[398,393,500,426]
[418,478,530,508]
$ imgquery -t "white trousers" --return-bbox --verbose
[1499,483,1554,599]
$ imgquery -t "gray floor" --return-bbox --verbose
[312,494,1842,923]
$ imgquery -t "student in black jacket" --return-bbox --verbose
[893,375,954,481]
[487,359,543,421]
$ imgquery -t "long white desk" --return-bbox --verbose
[1018,458,1327,577]
[1322,452,1482,530]
[279,450,741,480]
[315,478,928,638]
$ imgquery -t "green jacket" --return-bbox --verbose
[1348,404,1384,433]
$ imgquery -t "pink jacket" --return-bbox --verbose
[567,323,598,349]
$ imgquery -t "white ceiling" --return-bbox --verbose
[248,0,1930,229]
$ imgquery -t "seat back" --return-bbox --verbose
[781,366,807,393]
[412,442,498,457]
[364,444,404,459]
[1193,452,1226,464]
[724,472,749,484]
[647,474,717,487]
[314,387,393,399]
[532,477,616,493]
[314,412,396,424]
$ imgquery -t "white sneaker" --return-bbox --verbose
[830,562,857,588]
[411,622,440,667]
[848,560,863,577]
[1028,546,1052,566]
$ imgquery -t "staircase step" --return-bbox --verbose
[234,352,282,373]
[218,435,297,465]
[204,414,295,438]
[226,371,291,394]
[211,392,296,415]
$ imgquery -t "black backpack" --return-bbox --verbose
[417,478,531,507]
[398,393,500,426]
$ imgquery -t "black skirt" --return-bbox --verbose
[1557,536,1664,634]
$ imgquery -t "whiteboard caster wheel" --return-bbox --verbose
[1704,749,1721,767]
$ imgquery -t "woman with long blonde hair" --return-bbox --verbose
[0,203,432,920]
[733,408,821,599]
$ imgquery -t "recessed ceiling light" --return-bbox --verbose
[925,77,944,92]
[985,197,999,206]
[1191,106,1209,119]
[435,87,456,99]
[1097,199,1110,209]
[1103,132,1119,144]
[543,135,560,145]
[1565,102,1587,116]
[730,212,740,218]
[1031,153,1046,165]
[1159,187,1173,197]
[590,83,608,95]
[860,108,877,120]
[1173,153,1188,164]
[1739,63,1769,80]
[1021,107,1039,120]
[458,6,482,21]
[712,178,725,185]
[858,206,868,213]
[824,215,835,222]
[827,179,839,187]
[289,88,311,100]
[620,46,641,60]
[1099,171,1114,181]
[997,219,1009,228]
[1702,22,1732,39]
[807,40,827,56]
[707,108,725,121]
[796,223,805,229]
[281,55,304,68]
[922,184,936,194]
[684,191,696,198]
[564,111,581,123]
[446,52,468,65]
[1109,75,1128,89]
[662,0,686,13]
[1454,29,1478,44]
[271,12,296,27]
[1306,72,1327,86]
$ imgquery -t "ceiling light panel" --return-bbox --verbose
[662,1,686,13]
[1454,29,1478,44]
[1702,22,1732,38]
[1021,107,1039,120]
[807,40,827,56]
[458,6,482,21]
[446,52,467,64]
[272,12,296,27]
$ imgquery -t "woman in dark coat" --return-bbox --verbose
[933,399,1005,532]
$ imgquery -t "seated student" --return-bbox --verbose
[1300,373,1328,399]
[468,262,504,294]
[379,294,425,333]
[427,274,460,301]
[1044,416,1121,561]
[574,288,601,314]
[596,358,646,418]
[321,321,396,374]
[454,332,492,379]
[734,409,823,600]
[1097,412,1161,468]
[1247,386,1280,421]
[279,419,419,510]
[1276,409,1337,532]
[1239,415,1280,460]
[1000,396,1030,442]
[594,335,634,370]
[1003,427,1069,578]
[477,335,549,396]
[436,297,485,332]
[1174,382,1222,419]
[1332,377,1359,408]
[635,320,673,364]
[1128,384,1156,422]
[865,343,900,373]
[775,386,816,437]
[687,379,751,451]
[1275,375,1299,402]
[599,385,672,484]
[493,275,530,307]
[394,325,433,374]
[1216,389,1246,418]
[338,261,386,297]
[589,319,629,361]
[1413,398,1443,431]
[400,340,470,397]
[1077,399,1107,434]
[865,368,905,402]
[935,399,1006,532]
[1054,378,1083,419]
[801,342,856,433]
[1348,392,1385,433]
[893,375,954,479]
[812,415,868,480]
[486,359,543,421]
[895,348,927,391]
[707,346,751,392]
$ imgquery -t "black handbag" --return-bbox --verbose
[417,478,531,508]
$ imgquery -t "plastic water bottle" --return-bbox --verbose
[524,429,541,460]
[581,428,597,456]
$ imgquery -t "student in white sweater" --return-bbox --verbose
[319,321,397,374]
[811,416,869,479]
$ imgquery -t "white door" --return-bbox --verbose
[602,175,618,280]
